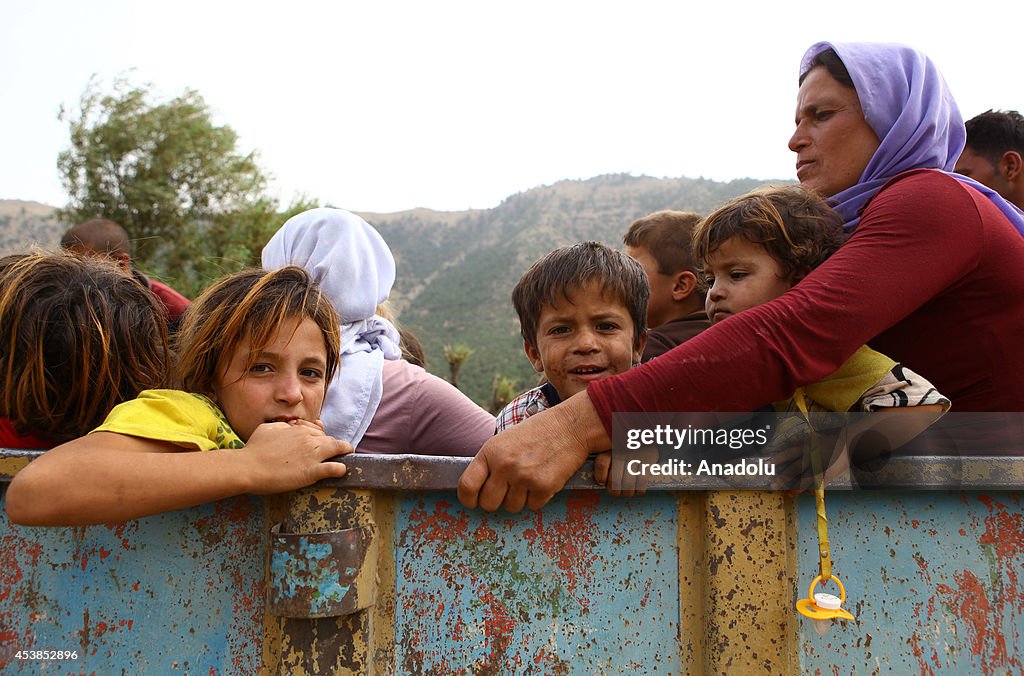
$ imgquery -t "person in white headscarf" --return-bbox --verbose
[263,208,494,456]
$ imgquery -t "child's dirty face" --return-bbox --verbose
[213,316,328,442]
[703,237,793,324]
[525,281,643,401]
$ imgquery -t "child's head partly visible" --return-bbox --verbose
[693,185,844,324]
[60,218,134,272]
[0,251,169,442]
[623,210,705,328]
[512,241,648,401]
[174,267,341,441]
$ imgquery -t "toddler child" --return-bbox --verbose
[694,186,949,479]
[6,266,352,525]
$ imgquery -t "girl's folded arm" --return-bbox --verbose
[5,423,350,526]
[5,432,258,525]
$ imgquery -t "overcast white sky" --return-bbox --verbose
[3,1,1022,213]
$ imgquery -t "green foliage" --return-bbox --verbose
[18,153,788,406]
[488,374,519,414]
[443,343,474,389]
[151,195,318,298]
[55,77,303,297]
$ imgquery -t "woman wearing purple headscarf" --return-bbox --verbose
[459,41,1024,513]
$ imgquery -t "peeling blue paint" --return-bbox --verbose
[3,461,1022,673]
[796,491,1024,673]
[0,494,264,674]
[393,491,681,673]
[272,540,348,601]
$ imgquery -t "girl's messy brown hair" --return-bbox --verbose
[0,251,169,443]
[173,267,341,396]
[693,185,846,282]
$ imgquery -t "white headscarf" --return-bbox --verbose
[262,208,402,445]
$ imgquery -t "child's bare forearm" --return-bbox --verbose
[6,437,256,525]
[5,425,351,526]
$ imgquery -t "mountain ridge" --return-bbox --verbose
[1,172,790,403]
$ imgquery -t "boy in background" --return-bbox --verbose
[623,210,710,361]
[61,218,191,331]
[496,241,648,431]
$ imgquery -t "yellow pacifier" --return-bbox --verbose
[796,574,855,635]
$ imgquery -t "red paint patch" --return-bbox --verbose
[103,521,138,551]
[979,509,1024,560]
[473,522,497,543]
[919,498,1024,674]
[639,578,653,608]
[522,491,600,612]
[477,584,518,668]
[0,533,44,667]
[400,502,521,673]
[937,571,1013,667]
[406,503,471,545]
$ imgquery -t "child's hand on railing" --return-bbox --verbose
[243,419,353,494]
[593,448,655,496]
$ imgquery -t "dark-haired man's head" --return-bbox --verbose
[956,110,1024,210]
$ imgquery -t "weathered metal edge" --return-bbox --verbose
[3,448,1024,491]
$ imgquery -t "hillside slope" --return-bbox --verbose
[2,173,787,403]
[365,173,783,402]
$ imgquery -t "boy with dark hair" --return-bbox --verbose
[623,210,710,361]
[956,109,1024,211]
[496,241,648,431]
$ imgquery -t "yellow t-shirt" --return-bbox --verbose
[775,345,950,413]
[92,389,244,451]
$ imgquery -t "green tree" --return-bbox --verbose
[488,373,518,414]
[56,77,298,296]
[443,343,474,390]
[176,195,318,296]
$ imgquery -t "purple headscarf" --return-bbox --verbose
[800,41,1024,236]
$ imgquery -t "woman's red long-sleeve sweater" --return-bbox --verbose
[590,170,1024,423]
